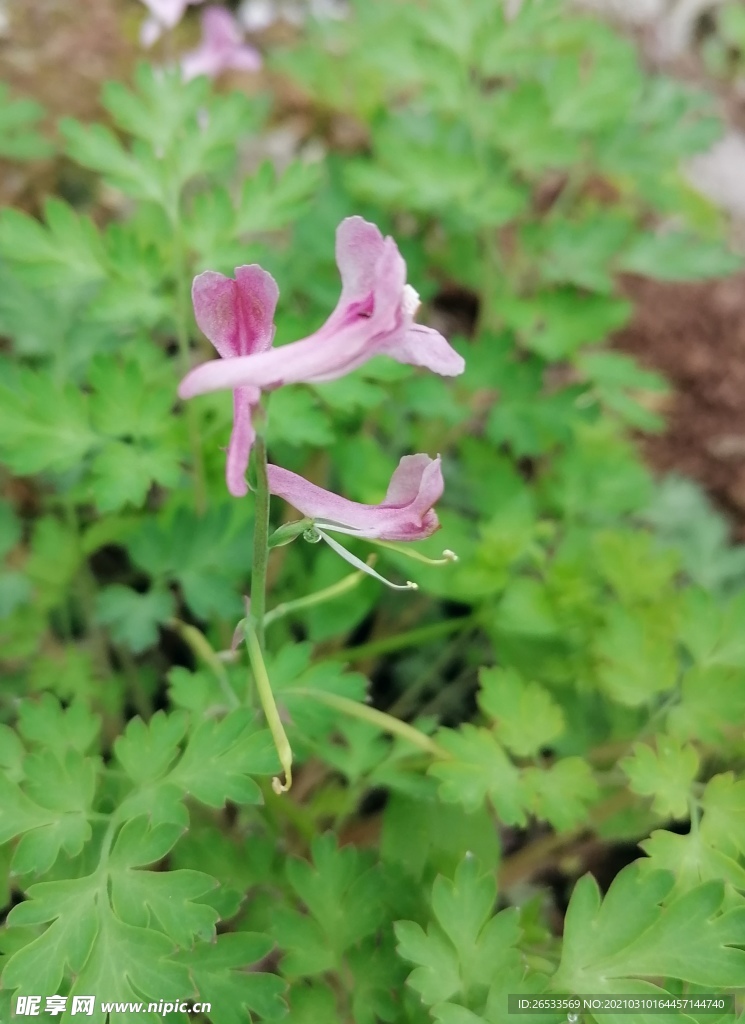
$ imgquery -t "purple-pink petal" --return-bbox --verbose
[266,455,444,541]
[226,386,260,497]
[192,266,278,360]
[335,216,387,308]
[379,323,466,377]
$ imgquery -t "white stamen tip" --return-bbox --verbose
[272,775,290,795]
[442,549,458,562]
[402,284,421,318]
[406,581,418,590]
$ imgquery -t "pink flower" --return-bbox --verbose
[179,216,464,402]
[267,454,445,589]
[181,7,262,80]
[139,0,205,46]
[267,454,443,541]
[192,266,278,497]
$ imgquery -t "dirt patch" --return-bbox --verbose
[0,0,136,206]
[613,272,745,534]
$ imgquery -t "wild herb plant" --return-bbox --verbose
[1,0,745,1022]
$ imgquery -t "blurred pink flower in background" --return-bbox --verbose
[139,0,205,46]
[181,7,262,80]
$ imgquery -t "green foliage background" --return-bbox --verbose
[1,0,745,1021]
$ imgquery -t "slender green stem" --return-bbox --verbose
[168,618,239,710]
[264,568,366,628]
[250,403,271,651]
[327,614,477,663]
[293,687,450,759]
[245,620,293,793]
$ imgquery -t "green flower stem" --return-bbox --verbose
[167,618,239,710]
[245,619,293,793]
[250,402,270,651]
[293,687,450,759]
[263,568,366,628]
[327,614,477,663]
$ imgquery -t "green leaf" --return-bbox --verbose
[431,857,496,970]
[0,200,105,289]
[0,85,52,160]
[621,737,700,819]
[178,933,287,1023]
[2,875,99,995]
[237,159,323,235]
[88,440,182,512]
[578,354,669,432]
[168,709,277,808]
[266,643,368,743]
[0,362,97,475]
[501,290,631,361]
[109,818,218,946]
[556,863,745,993]
[269,387,334,448]
[595,606,678,706]
[0,747,97,876]
[641,828,745,892]
[592,529,679,605]
[429,725,526,824]
[522,758,599,831]
[69,906,190,1023]
[18,694,100,757]
[114,711,188,787]
[478,667,564,756]
[126,503,247,620]
[668,665,745,744]
[396,856,522,1010]
[620,232,740,281]
[61,118,163,202]
[496,578,560,639]
[699,773,745,859]
[679,589,745,669]
[285,835,386,954]
[95,585,175,654]
[394,919,462,1005]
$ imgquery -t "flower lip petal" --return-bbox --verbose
[192,266,278,360]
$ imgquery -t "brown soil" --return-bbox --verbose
[614,272,745,536]
[0,0,135,205]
